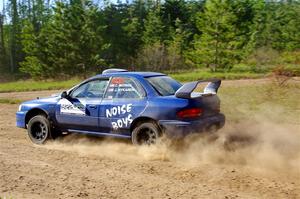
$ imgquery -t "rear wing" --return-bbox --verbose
[175,79,221,99]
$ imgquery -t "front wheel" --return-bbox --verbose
[27,115,51,144]
[131,122,161,145]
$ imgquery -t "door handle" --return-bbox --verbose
[88,105,97,109]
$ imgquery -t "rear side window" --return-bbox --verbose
[146,76,182,96]
[105,77,145,99]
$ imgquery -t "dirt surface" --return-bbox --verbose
[0,90,62,101]
[1,78,300,199]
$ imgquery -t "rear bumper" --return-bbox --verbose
[16,111,26,128]
[159,113,225,138]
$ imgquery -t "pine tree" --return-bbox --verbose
[20,20,44,78]
[0,13,6,71]
[192,0,243,71]
[167,18,190,70]
[49,1,106,77]
[20,1,107,78]
[8,0,22,73]
[121,0,146,68]
[272,1,300,50]
[254,0,300,51]
[142,7,165,45]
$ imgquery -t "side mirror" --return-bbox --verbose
[61,91,68,98]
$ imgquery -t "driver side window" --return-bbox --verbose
[70,79,109,98]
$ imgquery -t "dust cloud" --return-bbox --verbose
[171,121,300,173]
[44,121,299,174]
[45,109,300,174]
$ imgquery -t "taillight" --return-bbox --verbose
[177,108,203,119]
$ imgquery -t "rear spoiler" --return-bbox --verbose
[175,79,221,99]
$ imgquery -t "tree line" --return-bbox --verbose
[0,0,299,79]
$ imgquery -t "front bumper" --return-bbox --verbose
[159,113,225,138]
[16,111,27,128]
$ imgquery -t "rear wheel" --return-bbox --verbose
[131,122,161,145]
[27,115,51,144]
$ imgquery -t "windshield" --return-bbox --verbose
[146,76,182,96]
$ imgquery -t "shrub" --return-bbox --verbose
[134,42,190,71]
[245,47,280,66]
[279,51,300,65]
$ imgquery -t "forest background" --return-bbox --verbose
[0,0,299,81]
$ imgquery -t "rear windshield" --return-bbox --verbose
[146,76,182,96]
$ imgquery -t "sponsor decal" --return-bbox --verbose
[106,104,133,130]
[59,99,85,115]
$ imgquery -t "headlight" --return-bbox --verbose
[18,105,22,111]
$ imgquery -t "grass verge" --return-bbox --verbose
[0,79,80,93]
[170,71,265,82]
[219,81,300,124]
[0,98,23,104]
[0,71,266,92]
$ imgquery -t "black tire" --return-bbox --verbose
[27,115,51,144]
[131,122,161,145]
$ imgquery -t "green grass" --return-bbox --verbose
[170,71,265,82]
[0,71,266,92]
[219,81,300,124]
[0,79,80,93]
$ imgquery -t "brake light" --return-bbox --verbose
[177,108,203,118]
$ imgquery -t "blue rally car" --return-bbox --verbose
[16,69,225,145]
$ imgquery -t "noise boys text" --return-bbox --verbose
[106,104,133,130]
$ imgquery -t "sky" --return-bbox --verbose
[0,0,4,13]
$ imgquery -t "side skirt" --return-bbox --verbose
[67,129,131,139]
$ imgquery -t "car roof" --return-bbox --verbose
[93,71,166,79]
